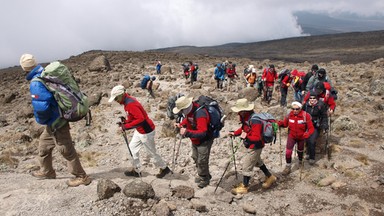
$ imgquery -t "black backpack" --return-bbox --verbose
[194,95,225,138]
[278,69,290,83]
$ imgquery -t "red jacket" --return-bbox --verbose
[262,68,278,87]
[233,112,264,149]
[278,110,314,140]
[180,102,210,145]
[303,91,336,111]
[121,93,155,134]
[281,75,293,89]
[226,67,237,78]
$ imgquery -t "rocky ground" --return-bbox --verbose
[0,44,384,216]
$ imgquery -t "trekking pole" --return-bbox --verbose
[300,157,304,181]
[229,135,238,179]
[173,134,183,169]
[119,118,142,179]
[215,142,239,193]
[279,128,282,167]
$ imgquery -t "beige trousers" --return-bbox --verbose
[38,123,86,177]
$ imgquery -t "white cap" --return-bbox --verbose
[108,85,125,102]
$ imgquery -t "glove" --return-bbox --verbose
[303,132,310,139]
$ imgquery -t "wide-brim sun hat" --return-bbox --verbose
[231,98,254,113]
[173,96,193,114]
[108,85,125,102]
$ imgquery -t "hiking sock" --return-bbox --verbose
[259,164,271,177]
[243,176,251,187]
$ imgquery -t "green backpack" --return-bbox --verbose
[34,61,90,122]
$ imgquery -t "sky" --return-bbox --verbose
[1,0,384,69]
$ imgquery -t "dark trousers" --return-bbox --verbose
[280,87,288,106]
[306,128,320,160]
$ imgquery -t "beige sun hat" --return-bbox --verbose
[20,54,37,71]
[173,96,193,114]
[108,85,125,102]
[231,98,254,113]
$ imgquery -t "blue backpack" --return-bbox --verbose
[194,95,225,138]
[140,75,151,89]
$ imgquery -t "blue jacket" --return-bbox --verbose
[214,65,225,80]
[26,65,62,127]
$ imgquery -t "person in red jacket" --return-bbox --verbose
[278,101,314,175]
[262,64,278,103]
[173,96,214,188]
[280,71,294,107]
[302,82,336,115]
[109,85,171,178]
[229,98,277,195]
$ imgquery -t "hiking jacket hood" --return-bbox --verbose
[26,65,63,128]
[121,93,155,134]
[278,110,314,140]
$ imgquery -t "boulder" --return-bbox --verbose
[97,179,121,200]
[122,180,155,200]
[88,55,111,72]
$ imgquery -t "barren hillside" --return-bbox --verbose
[0,31,384,216]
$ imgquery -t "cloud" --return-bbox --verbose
[1,0,383,68]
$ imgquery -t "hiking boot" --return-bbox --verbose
[32,170,56,180]
[309,159,315,166]
[195,174,212,183]
[282,165,291,175]
[305,155,310,160]
[231,183,248,195]
[262,175,277,189]
[66,175,92,187]
[197,179,210,188]
[156,167,172,178]
[124,170,141,177]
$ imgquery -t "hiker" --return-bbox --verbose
[146,76,156,99]
[302,91,329,165]
[226,63,238,90]
[256,71,264,97]
[20,54,91,187]
[243,65,253,77]
[173,96,215,188]
[155,60,162,74]
[214,63,225,89]
[280,70,294,107]
[189,61,198,85]
[182,63,190,79]
[301,64,319,96]
[291,69,305,102]
[108,85,171,178]
[303,81,336,115]
[306,68,333,92]
[262,64,278,103]
[245,68,257,88]
[229,98,277,195]
[278,101,314,175]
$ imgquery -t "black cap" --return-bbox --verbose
[309,90,318,97]
[317,68,326,75]
[311,64,319,71]
[269,64,275,68]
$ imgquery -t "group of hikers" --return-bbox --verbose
[20,53,337,195]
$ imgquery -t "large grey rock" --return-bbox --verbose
[123,180,155,200]
[332,115,359,131]
[88,55,111,72]
[97,179,121,200]
[152,201,171,216]
[238,87,258,102]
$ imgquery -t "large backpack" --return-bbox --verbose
[194,95,225,138]
[248,113,278,144]
[278,69,291,84]
[193,63,199,71]
[140,75,151,89]
[167,93,185,120]
[34,61,89,122]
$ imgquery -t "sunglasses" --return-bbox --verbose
[292,108,300,110]
[309,97,317,99]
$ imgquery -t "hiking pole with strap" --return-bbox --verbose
[173,134,183,170]
[119,118,142,179]
[229,135,238,179]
